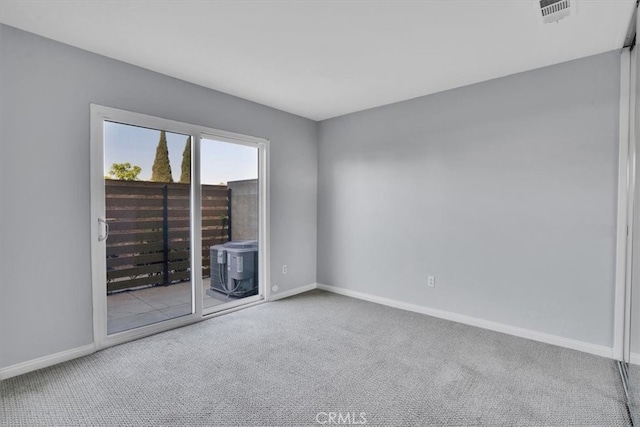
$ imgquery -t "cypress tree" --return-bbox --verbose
[151,130,173,182]
[180,137,191,184]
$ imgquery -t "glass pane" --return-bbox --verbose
[201,138,259,310]
[104,121,193,334]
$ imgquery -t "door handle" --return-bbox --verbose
[98,218,109,242]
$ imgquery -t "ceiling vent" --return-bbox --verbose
[540,0,572,24]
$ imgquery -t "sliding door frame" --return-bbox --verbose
[200,132,269,316]
[626,44,638,364]
[90,104,270,350]
[614,46,633,362]
[615,5,640,362]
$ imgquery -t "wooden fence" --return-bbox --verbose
[105,180,230,292]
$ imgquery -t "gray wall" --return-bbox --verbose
[317,51,620,348]
[0,24,317,368]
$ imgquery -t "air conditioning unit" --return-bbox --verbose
[208,240,258,298]
[540,0,572,24]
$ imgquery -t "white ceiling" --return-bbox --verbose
[0,1,636,121]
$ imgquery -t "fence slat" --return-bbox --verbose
[106,208,189,219]
[107,230,191,244]
[108,218,227,232]
[107,250,190,268]
[107,271,192,292]
[108,260,191,280]
[107,197,191,209]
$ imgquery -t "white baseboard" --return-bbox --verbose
[317,283,614,359]
[269,283,318,301]
[630,353,640,365]
[1,343,96,380]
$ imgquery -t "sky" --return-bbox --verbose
[104,121,258,184]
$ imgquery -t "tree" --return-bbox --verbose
[180,137,191,184]
[108,162,141,181]
[151,130,173,182]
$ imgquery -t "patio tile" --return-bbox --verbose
[107,292,156,320]
[204,290,236,309]
[107,310,170,334]
[106,281,251,334]
[131,284,192,309]
[159,303,193,318]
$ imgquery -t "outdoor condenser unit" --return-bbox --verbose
[208,240,259,298]
[539,0,572,24]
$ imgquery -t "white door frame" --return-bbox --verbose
[199,132,269,316]
[625,44,638,363]
[614,2,640,362]
[90,104,270,350]
[614,46,633,361]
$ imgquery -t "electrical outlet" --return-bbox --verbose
[282,265,288,274]
[428,276,436,287]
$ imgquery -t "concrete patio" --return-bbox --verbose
[107,280,239,334]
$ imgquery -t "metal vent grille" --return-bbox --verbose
[540,0,571,24]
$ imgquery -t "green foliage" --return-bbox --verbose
[108,162,141,181]
[151,130,173,182]
[180,137,191,184]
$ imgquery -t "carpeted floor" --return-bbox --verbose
[0,290,630,426]
[627,364,640,423]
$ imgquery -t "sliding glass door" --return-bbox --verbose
[103,122,194,335]
[201,137,260,313]
[91,105,268,348]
